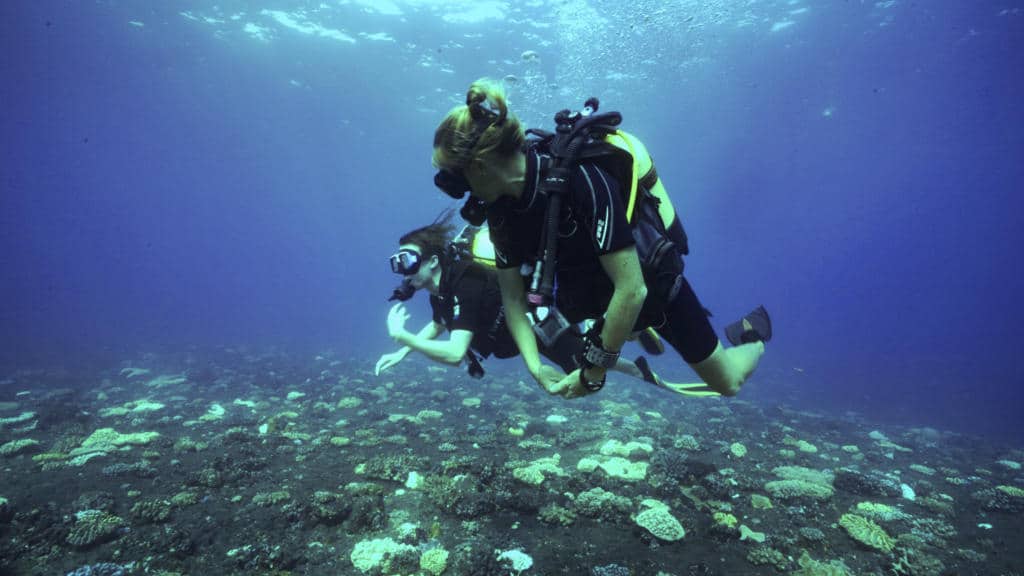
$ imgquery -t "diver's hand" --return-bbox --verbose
[387,303,411,340]
[531,364,567,396]
[557,368,599,399]
[375,351,406,376]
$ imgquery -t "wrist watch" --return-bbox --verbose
[578,367,606,392]
[580,330,617,392]
[582,330,620,369]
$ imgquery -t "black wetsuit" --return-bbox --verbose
[486,145,718,364]
[430,259,583,372]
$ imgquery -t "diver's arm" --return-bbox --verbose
[496,267,544,377]
[589,246,648,380]
[394,326,472,366]
[393,320,444,358]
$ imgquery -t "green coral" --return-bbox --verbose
[773,466,834,485]
[173,436,204,453]
[855,501,908,522]
[80,427,159,449]
[577,455,648,481]
[765,466,835,501]
[746,546,788,571]
[783,436,819,453]
[252,491,291,507]
[751,494,773,509]
[66,510,126,547]
[739,524,766,543]
[170,491,199,507]
[891,547,946,576]
[512,454,567,486]
[68,428,160,465]
[713,512,738,528]
[538,503,576,526]
[32,452,67,463]
[916,495,955,516]
[765,479,834,501]
[99,399,164,417]
[793,551,851,576]
[419,547,449,575]
[350,537,417,574]
[673,434,700,451]
[599,439,653,458]
[130,499,172,523]
[574,487,632,519]
[996,484,1024,498]
[635,501,685,541]
[839,513,895,553]
[310,491,348,524]
[909,464,936,476]
[337,396,363,409]
[0,411,34,424]
[0,438,41,457]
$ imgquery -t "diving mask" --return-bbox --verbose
[434,169,472,200]
[389,249,422,276]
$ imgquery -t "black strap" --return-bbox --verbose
[527,110,624,308]
[639,163,658,191]
[465,349,485,378]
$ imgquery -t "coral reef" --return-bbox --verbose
[0,352,1019,575]
[66,510,127,548]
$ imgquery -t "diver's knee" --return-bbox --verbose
[691,342,740,395]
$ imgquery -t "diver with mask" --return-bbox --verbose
[376,211,719,398]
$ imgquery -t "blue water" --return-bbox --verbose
[3,2,1022,442]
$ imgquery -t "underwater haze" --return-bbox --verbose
[2,1,1024,575]
[4,0,1022,442]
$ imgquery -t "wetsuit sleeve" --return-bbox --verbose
[570,162,635,255]
[487,214,523,270]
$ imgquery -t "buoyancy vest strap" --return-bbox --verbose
[614,132,642,223]
[607,130,659,225]
[640,163,658,192]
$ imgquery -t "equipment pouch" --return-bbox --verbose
[531,306,572,349]
[632,195,683,306]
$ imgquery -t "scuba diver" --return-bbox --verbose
[430,78,772,399]
[375,212,721,398]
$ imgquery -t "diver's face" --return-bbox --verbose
[433,148,501,205]
[399,243,437,290]
[462,161,501,204]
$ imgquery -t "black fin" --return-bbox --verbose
[725,305,772,346]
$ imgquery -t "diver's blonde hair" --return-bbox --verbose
[432,78,524,172]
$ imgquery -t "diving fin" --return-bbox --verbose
[635,355,660,386]
[725,305,772,346]
[660,381,721,397]
[637,327,665,355]
[635,356,720,398]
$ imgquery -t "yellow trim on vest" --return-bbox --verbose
[471,227,497,268]
[601,130,678,229]
[602,131,640,222]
